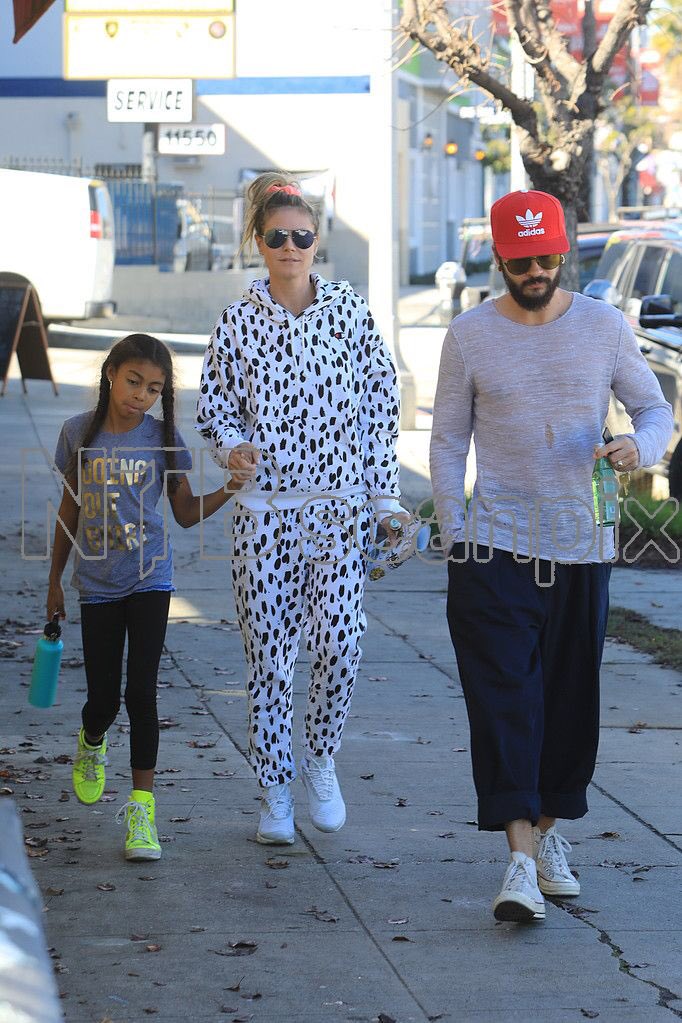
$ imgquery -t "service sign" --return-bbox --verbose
[107,79,193,123]
[158,123,226,156]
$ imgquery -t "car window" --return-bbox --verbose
[595,241,629,282]
[578,252,603,292]
[657,250,682,315]
[463,236,492,276]
[630,245,667,302]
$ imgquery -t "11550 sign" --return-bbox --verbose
[158,123,226,155]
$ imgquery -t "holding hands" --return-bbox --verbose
[227,443,262,486]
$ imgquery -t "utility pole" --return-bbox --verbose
[509,33,533,191]
[369,0,416,430]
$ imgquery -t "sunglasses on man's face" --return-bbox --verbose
[262,228,316,250]
[503,253,565,275]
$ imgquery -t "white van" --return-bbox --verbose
[0,169,115,321]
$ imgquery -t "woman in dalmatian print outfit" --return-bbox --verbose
[196,172,409,845]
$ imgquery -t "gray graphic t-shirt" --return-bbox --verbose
[54,412,192,602]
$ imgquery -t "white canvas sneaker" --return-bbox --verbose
[534,825,581,896]
[493,852,546,923]
[301,755,346,832]
[256,782,295,845]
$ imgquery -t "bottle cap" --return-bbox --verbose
[44,613,62,642]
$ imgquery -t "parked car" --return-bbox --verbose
[583,226,682,497]
[173,199,213,272]
[458,225,614,313]
[0,168,115,320]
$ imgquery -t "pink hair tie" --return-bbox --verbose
[266,183,302,197]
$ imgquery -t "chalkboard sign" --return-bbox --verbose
[0,273,57,396]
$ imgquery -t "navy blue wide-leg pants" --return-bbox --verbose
[446,544,611,831]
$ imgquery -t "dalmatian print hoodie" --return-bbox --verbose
[196,274,403,516]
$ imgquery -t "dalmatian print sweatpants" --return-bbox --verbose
[231,497,372,788]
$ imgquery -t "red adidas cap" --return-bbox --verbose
[490,189,570,259]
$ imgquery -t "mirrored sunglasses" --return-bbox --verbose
[503,253,565,275]
[263,228,316,250]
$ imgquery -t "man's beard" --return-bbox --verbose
[501,264,562,311]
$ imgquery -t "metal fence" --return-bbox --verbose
[0,157,183,267]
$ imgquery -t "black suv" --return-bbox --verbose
[584,226,682,498]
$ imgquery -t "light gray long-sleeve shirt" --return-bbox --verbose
[429,293,674,563]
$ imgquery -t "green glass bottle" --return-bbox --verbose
[592,456,618,526]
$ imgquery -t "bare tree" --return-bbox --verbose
[400,0,655,289]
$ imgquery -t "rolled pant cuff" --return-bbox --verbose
[477,791,542,832]
[540,790,589,821]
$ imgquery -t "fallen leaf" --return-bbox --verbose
[143,1010,158,1015]
[392,935,414,942]
[599,832,621,840]
[169,816,191,823]
[368,676,388,681]
[144,944,162,953]
[373,860,399,870]
[130,934,148,942]
[225,978,243,992]
[304,906,339,923]
[97,883,116,892]
[58,791,70,802]
[388,917,409,925]
[211,941,258,957]
[24,836,48,848]
[360,774,374,781]
[187,740,217,749]
[580,1012,599,1020]
[46,887,64,897]
[378,1014,397,1023]
[213,770,235,777]
[265,857,289,870]
[27,848,48,858]
[190,926,205,933]
[395,798,408,807]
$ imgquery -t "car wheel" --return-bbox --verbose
[669,440,682,501]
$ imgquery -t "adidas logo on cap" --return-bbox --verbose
[515,209,545,238]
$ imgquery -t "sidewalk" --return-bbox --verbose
[1,351,681,1022]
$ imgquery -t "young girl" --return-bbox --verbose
[47,333,248,861]
[197,173,409,845]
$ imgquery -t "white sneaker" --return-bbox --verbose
[493,852,546,922]
[534,825,580,896]
[256,783,295,845]
[301,755,346,833]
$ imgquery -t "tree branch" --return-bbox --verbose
[400,0,539,136]
[592,0,654,78]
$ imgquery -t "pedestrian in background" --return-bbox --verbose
[47,333,242,860]
[197,171,409,845]
[430,190,673,922]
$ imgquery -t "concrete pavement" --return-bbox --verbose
[1,347,681,1022]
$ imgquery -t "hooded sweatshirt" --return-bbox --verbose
[196,275,403,516]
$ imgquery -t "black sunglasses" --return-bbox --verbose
[503,253,565,275]
[262,228,316,250]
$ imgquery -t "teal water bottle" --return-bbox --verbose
[29,615,63,708]
[592,457,618,526]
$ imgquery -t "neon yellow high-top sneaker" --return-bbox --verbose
[72,727,108,805]
[116,790,161,861]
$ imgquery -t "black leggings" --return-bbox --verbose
[80,591,171,771]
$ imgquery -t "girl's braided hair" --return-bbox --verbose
[66,333,179,493]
